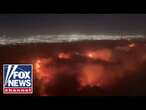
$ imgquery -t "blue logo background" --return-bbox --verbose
[3,64,33,88]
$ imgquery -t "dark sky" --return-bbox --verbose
[0,14,146,37]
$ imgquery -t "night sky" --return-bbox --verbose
[0,14,146,37]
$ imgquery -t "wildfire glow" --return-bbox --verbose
[30,41,146,96]
[34,58,55,81]
[85,49,112,62]
[34,58,56,95]
[79,64,105,88]
[35,60,41,73]
[128,43,136,48]
[58,52,71,59]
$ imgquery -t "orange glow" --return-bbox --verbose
[128,43,136,48]
[85,49,112,62]
[87,52,96,59]
[79,64,105,88]
[34,58,56,95]
[35,60,41,73]
[34,58,54,81]
[58,52,71,59]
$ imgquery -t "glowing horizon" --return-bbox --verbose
[0,34,145,45]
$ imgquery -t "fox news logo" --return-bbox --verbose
[3,64,33,94]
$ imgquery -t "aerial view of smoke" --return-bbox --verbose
[0,14,146,96]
